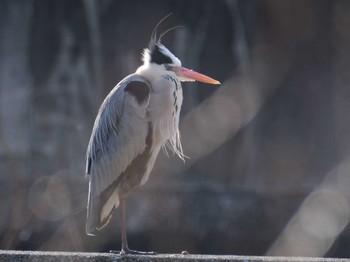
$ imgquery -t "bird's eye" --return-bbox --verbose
[164,64,172,71]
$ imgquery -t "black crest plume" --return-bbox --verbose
[149,13,183,48]
[148,13,183,65]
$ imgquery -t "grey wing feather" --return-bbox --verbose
[85,74,151,235]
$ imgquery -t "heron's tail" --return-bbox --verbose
[86,182,120,235]
[86,195,100,236]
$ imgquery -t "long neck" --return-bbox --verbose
[147,74,184,160]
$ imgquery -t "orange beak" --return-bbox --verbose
[173,67,220,85]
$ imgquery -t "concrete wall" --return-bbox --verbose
[0,251,348,262]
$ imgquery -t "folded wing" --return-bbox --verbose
[85,75,151,235]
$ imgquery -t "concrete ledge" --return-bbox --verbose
[0,250,348,262]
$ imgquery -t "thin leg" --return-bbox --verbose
[115,194,156,255]
[119,194,129,254]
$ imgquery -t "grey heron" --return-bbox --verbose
[85,20,220,255]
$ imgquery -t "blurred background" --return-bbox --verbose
[1,0,350,257]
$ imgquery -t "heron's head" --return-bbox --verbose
[137,42,220,85]
[136,20,220,85]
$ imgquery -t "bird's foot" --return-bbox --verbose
[110,248,157,255]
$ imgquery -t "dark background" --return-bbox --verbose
[1,0,350,257]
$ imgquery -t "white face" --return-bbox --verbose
[137,43,182,82]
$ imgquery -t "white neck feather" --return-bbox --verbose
[136,63,176,83]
